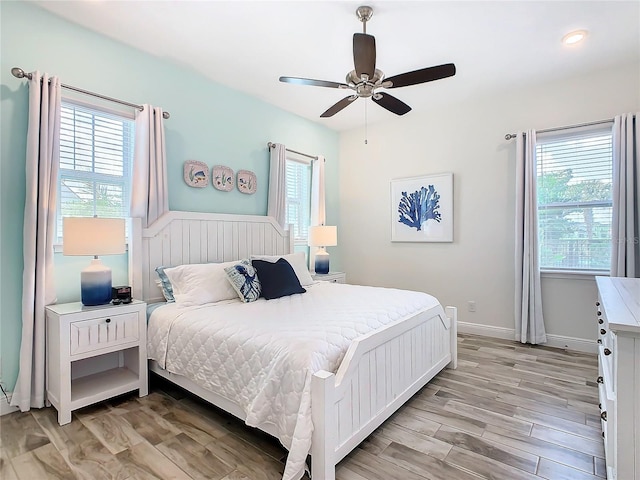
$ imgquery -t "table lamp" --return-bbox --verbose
[63,217,126,306]
[308,225,337,275]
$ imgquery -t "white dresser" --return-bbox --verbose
[595,276,640,480]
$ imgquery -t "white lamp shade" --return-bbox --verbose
[63,217,126,256]
[308,225,337,247]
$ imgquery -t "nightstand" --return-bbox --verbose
[46,300,148,425]
[311,272,346,284]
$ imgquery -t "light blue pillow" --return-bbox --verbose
[225,259,261,303]
[155,266,175,302]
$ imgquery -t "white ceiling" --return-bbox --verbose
[33,0,640,132]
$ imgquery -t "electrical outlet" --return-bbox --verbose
[467,301,476,312]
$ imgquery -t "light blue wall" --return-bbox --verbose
[0,1,339,390]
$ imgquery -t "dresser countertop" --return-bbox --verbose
[596,276,640,334]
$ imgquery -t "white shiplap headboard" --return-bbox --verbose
[130,211,293,303]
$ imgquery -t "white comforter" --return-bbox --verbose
[147,282,440,480]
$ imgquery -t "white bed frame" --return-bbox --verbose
[130,211,457,479]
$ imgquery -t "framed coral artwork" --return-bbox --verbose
[390,172,453,242]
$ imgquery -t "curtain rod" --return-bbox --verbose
[267,141,318,160]
[11,67,170,119]
[504,118,612,140]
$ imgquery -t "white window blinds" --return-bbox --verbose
[57,102,134,242]
[285,158,311,244]
[536,126,613,271]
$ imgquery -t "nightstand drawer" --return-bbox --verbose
[312,272,346,284]
[70,311,139,356]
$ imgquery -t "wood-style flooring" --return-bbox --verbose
[1,334,605,479]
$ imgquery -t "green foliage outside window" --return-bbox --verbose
[537,169,612,271]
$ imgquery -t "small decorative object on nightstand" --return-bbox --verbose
[311,272,346,284]
[46,300,148,425]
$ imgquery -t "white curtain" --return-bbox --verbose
[611,113,640,278]
[514,130,547,344]
[310,155,326,226]
[309,155,326,273]
[267,143,287,227]
[130,105,168,227]
[11,72,61,411]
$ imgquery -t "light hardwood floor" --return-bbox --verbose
[0,334,605,480]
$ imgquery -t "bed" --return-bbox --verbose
[130,211,457,480]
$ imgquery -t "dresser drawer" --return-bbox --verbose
[70,311,139,356]
[598,343,615,397]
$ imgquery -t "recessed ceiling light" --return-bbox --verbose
[562,30,588,46]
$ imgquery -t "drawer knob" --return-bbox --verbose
[597,311,602,316]
[598,318,604,324]
[604,348,612,356]
[597,339,602,344]
[597,376,604,384]
[601,411,607,421]
[598,402,602,409]
[105,318,111,324]
[600,328,606,335]
[596,301,600,306]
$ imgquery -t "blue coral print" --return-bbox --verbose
[398,185,441,231]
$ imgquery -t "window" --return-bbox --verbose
[536,126,613,272]
[57,101,134,242]
[285,157,312,245]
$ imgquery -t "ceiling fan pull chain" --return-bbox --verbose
[364,99,368,145]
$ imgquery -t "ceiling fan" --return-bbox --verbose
[279,5,456,118]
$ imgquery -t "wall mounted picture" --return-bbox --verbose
[212,165,234,191]
[390,172,453,242]
[183,160,209,187]
[237,170,257,194]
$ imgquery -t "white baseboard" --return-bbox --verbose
[458,322,515,340]
[0,393,18,416]
[457,322,597,354]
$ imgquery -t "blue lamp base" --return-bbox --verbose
[314,249,330,275]
[81,258,112,306]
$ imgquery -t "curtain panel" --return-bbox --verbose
[11,72,61,411]
[309,156,327,273]
[611,113,640,278]
[130,105,169,227]
[514,130,547,344]
[267,143,287,227]
[310,155,326,226]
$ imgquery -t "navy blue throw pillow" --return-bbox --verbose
[251,258,306,300]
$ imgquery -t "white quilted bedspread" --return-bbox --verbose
[147,282,440,480]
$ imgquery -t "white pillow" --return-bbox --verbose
[163,261,239,306]
[250,252,314,286]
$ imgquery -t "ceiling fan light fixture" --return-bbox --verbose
[562,29,588,46]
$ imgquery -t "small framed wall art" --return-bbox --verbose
[390,172,453,242]
[183,160,209,188]
[212,165,234,191]
[237,170,257,194]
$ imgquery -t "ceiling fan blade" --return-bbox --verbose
[279,76,349,89]
[353,33,376,79]
[372,92,411,116]
[385,63,456,88]
[320,96,358,118]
